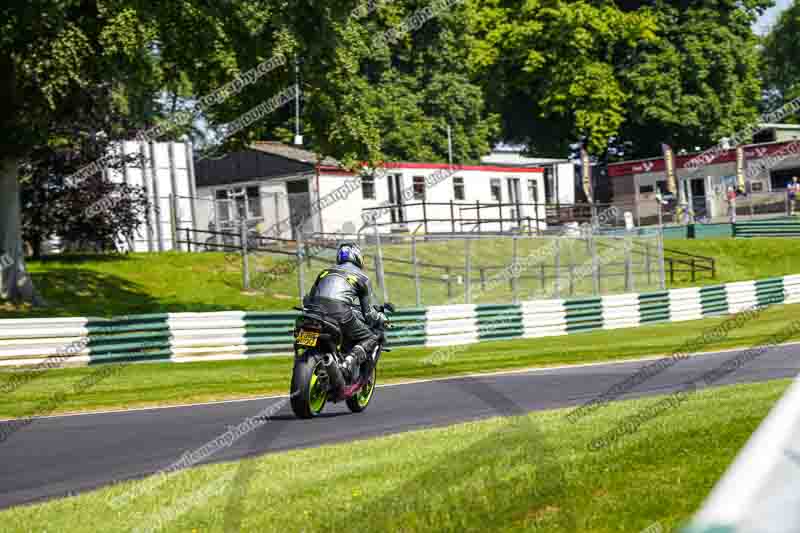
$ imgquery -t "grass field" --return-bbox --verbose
[0,379,788,532]
[3,237,800,319]
[1,300,798,419]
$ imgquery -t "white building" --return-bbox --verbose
[481,143,577,205]
[51,140,196,254]
[194,142,548,239]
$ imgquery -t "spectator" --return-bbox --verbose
[727,186,737,223]
[789,176,799,216]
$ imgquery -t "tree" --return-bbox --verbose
[20,146,148,258]
[763,0,800,112]
[462,0,769,158]
[0,0,289,304]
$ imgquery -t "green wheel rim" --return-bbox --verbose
[355,367,376,407]
[308,362,328,414]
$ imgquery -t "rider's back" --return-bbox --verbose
[308,262,370,312]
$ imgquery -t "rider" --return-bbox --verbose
[303,242,386,380]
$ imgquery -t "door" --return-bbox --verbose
[690,178,706,219]
[287,180,312,239]
[506,178,521,224]
[388,174,405,224]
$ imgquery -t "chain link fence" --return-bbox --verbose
[290,226,665,308]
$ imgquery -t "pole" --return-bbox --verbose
[447,125,453,169]
[169,193,179,252]
[374,222,388,303]
[465,238,472,304]
[589,228,599,295]
[412,234,421,307]
[297,228,305,299]
[240,221,251,290]
[512,235,519,304]
[658,225,666,290]
[554,237,561,298]
[498,201,503,233]
[294,56,302,145]
[625,234,633,292]
[422,198,428,234]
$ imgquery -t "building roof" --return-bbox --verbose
[759,123,800,131]
[250,141,340,167]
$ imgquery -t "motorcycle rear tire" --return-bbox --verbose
[291,353,328,419]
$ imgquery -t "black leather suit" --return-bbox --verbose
[303,262,382,355]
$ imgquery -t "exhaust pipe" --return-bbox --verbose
[321,354,345,398]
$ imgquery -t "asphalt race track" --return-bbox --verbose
[1,343,799,510]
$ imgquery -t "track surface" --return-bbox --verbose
[1,344,798,510]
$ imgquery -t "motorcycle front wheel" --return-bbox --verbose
[290,353,329,419]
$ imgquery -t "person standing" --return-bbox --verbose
[789,177,799,216]
[727,186,737,223]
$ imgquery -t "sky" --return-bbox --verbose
[754,0,793,35]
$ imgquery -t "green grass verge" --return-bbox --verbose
[3,237,800,318]
[0,379,789,532]
[1,301,798,419]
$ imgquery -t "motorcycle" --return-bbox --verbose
[290,302,395,418]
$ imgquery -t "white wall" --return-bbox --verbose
[107,140,196,252]
[317,167,546,235]
[196,180,295,240]
[556,163,576,204]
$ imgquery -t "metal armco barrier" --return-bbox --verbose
[1,275,798,368]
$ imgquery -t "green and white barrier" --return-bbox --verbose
[1,274,799,368]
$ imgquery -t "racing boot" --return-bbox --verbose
[343,338,378,384]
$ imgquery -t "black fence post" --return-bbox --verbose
[669,260,674,284]
[450,200,455,233]
[476,201,481,233]
[422,198,429,234]
[691,258,696,282]
[540,264,546,291]
[185,228,191,253]
[446,267,453,298]
[498,201,503,233]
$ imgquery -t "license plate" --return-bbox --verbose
[296,330,320,347]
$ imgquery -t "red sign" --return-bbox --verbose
[608,141,798,177]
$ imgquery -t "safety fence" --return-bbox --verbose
[0,276,798,368]
[734,218,800,237]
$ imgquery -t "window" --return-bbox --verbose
[751,181,763,192]
[639,184,654,194]
[413,176,425,200]
[362,175,376,199]
[247,186,262,218]
[527,179,538,203]
[453,177,465,200]
[490,178,502,202]
[215,189,231,222]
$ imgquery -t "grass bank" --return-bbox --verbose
[0,379,788,532]
[2,238,800,319]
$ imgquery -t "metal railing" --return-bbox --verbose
[360,200,626,235]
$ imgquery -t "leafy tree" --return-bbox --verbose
[463,0,769,158]
[20,145,148,258]
[0,0,288,304]
[763,0,800,113]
